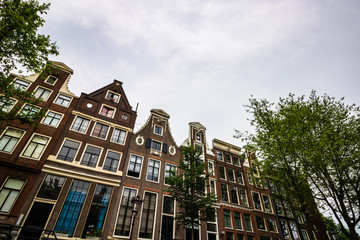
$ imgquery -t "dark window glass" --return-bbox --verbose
[80,145,101,167]
[260,236,271,240]
[163,196,174,214]
[252,192,262,210]
[219,166,226,179]
[147,159,160,181]
[280,220,290,239]
[224,210,231,228]
[114,188,137,236]
[226,232,234,240]
[91,123,109,139]
[267,218,277,232]
[239,188,248,206]
[225,153,231,163]
[244,214,252,231]
[46,76,57,84]
[139,192,157,238]
[237,234,244,240]
[221,184,228,202]
[227,169,235,182]
[105,91,119,102]
[103,151,121,172]
[236,171,244,184]
[154,126,162,135]
[256,216,266,230]
[263,195,272,212]
[216,151,223,160]
[233,156,240,166]
[82,184,113,238]
[55,180,90,236]
[127,155,143,178]
[230,186,238,204]
[151,140,162,151]
[57,139,80,162]
[234,212,242,230]
[37,174,65,200]
[208,233,217,240]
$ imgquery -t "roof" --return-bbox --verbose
[50,61,74,74]
[151,109,170,118]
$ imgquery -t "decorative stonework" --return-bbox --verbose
[136,135,144,145]
[169,145,176,155]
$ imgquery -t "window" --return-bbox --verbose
[234,212,242,230]
[226,232,234,240]
[260,236,270,240]
[262,195,273,213]
[225,153,232,163]
[224,210,232,228]
[236,171,244,184]
[82,184,113,237]
[151,140,162,151]
[33,87,52,101]
[227,169,235,182]
[163,196,174,215]
[209,179,216,194]
[42,111,62,127]
[13,79,30,90]
[19,104,40,119]
[154,125,163,135]
[230,186,238,204]
[283,201,293,217]
[0,127,24,153]
[233,156,240,166]
[252,192,262,210]
[248,237,255,240]
[161,196,175,240]
[37,174,65,200]
[237,234,244,240]
[45,76,57,85]
[195,133,202,142]
[239,188,248,206]
[139,192,157,239]
[247,172,253,184]
[22,134,50,159]
[80,145,102,167]
[289,221,300,240]
[219,166,226,179]
[91,122,109,139]
[54,94,72,107]
[114,188,137,236]
[274,199,284,215]
[111,128,126,144]
[221,184,229,202]
[0,178,25,212]
[105,91,120,102]
[57,139,81,162]
[127,154,143,178]
[147,159,160,182]
[206,208,217,240]
[256,216,266,230]
[295,212,303,224]
[301,230,309,240]
[71,116,90,133]
[0,97,16,113]
[165,164,176,185]
[267,218,277,232]
[103,150,121,172]
[99,105,115,118]
[55,180,90,237]
[216,151,223,160]
[208,161,215,175]
[280,220,290,239]
[244,214,252,231]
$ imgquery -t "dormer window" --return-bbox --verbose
[100,105,115,118]
[105,91,120,103]
[154,125,163,135]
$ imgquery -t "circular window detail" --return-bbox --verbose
[136,135,144,146]
[122,114,128,120]
[86,103,93,108]
[169,145,176,155]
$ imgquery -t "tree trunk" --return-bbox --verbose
[348,224,360,240]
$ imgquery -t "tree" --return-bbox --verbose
[239,91,360,240]
[166,144,217,240]
[0,0,59,125]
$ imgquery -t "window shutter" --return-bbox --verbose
[146,138,152,148]
[162,143,168,153]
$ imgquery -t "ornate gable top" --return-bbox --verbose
[49,61,74,74]
[151,109,170,119]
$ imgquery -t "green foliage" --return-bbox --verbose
[241,91,360,240]
[165,144,217,236]
[0,0,58,126]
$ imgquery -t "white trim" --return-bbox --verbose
[126,153,144,179]
[0,126,25,154]
[53,93,73,108]
[41,110,64,128]
[146,158,161,183]
[99,103,116,119]
[79,143,104,169]
[90,122,111,140]
[102,149,123,173]
[20,133,51,160]
[70,115,91,134]
[33,85,53,101]
[55,138,82,162]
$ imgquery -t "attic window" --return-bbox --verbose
[45,76,57,85]
[100,105,115,118]
[105,90,120,103]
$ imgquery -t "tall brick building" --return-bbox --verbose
[0,62,327,240]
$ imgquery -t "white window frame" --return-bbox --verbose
[160,195,176,240]
[0,177,26,213]
[208,161,215,175]
[216,150,223,161]
[262,194,273,213]
[0,127,25,154]
[0,96,17,113]
[103,149,122,173]
[164,163,176,185]
[267,218,278,233]
[12,78,31,91]
[255,215,267,231]
[20,133,51,160]
[227,168,235,182]
[111,128,127,145]
[127,154,144,179]
[153,125,163,136]
[223,209,232,229]
[239,188,248,207]
[146,158,161,183]
[33,86,52,101]
[224,153,232,164]
[91,122,110,140]
[209,179,217,195]
[53,93,72,107]
[219,165,226,180]
[70,115,91,134]
[55,138,82,162]
[44,75,58,85]
[105,90,120,103]
[138,191,158,240]
[18,103,41,119]
[79,144,104,168]
[41,110,63,128]
[251,191,263,211]
[99,104,116,118]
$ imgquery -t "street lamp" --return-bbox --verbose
[130,195,143,240]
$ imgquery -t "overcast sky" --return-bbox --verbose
[39,0,360,147]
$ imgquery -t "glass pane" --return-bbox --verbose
[5,178,25,190]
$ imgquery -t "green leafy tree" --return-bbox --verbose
[238,91,360,240]
[0,0,58,125]
[166,144,217,240]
